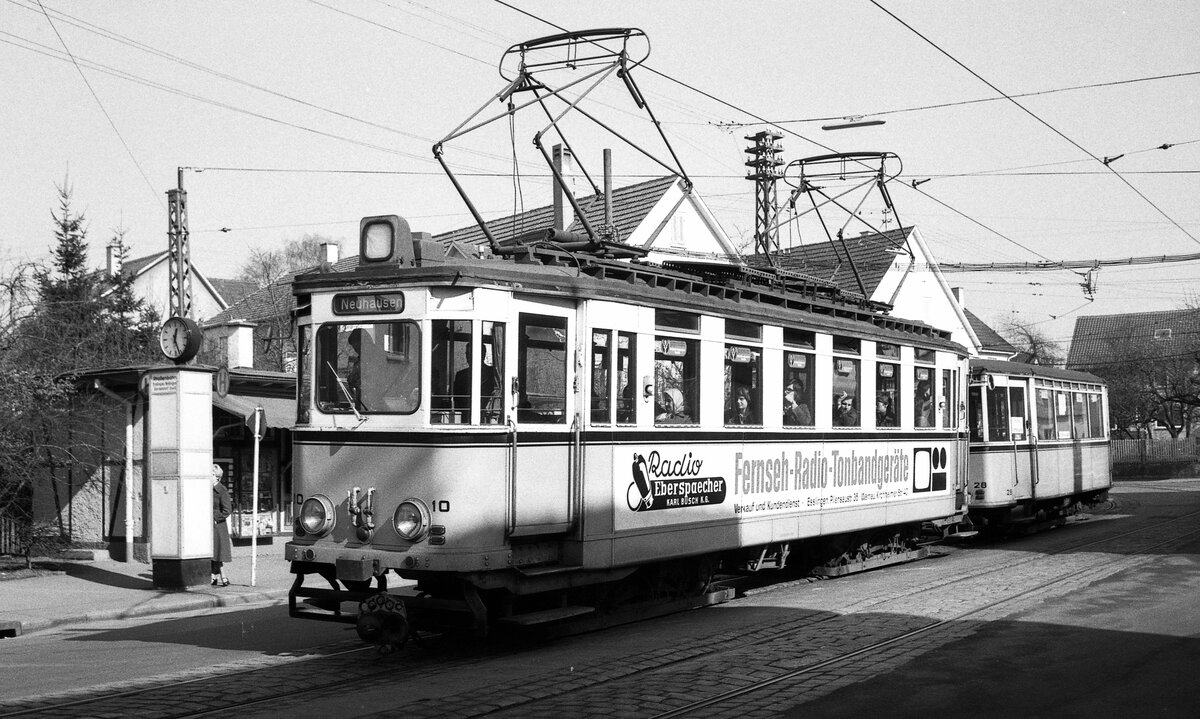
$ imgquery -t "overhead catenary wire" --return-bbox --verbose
[870,0,1200,248]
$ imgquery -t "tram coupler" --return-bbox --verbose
[356,591,410,652]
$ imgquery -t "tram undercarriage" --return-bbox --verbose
[289,520,939,652]
[969,489,1111,534]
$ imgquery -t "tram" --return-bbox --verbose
[283,212,971,646]
[965,359,1112,529]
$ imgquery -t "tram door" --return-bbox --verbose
[985,378,1035,501]
[508,303,576,537]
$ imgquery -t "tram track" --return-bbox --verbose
[4,500,1197,718]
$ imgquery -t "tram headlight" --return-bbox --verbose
[299,494,336,536]
[393,499,430,542]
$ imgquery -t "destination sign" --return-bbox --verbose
[332,292,405,315]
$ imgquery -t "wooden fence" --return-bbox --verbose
[1112,436,1200,464]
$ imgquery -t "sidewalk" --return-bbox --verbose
[0,540,295,638]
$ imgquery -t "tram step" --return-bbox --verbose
[497,605,596,627]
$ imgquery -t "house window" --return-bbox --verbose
[1153,328,1173,340]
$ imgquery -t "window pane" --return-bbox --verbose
[1087,394,1104,438]
[1037,389,1055,440]
[987,385,1010,441]
[832,357,860,427]
[297,324,311,425]
[783,352,814,427]
[481,322,504,424]
[941,369,954,429]
[914,367,934,427]
[617,332,636,424]
[431,320,470,424]
[316,322,421,415]
[518,314,568,424]
[1055,391,1072,439]
[591,330,612,424]
[968,385,984,442]
[1009,387,1026,441]
[876,362,899,427]
[724,344,761,425]
[1072,392,1089,438]
[655,336,699,424]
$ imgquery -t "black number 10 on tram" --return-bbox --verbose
[285,214,985,649]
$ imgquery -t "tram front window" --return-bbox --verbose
[315,322,420,414]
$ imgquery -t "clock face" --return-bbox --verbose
[159,316,202,363]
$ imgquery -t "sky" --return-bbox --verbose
[2,0,1197,351]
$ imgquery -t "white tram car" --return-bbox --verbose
[286,214,971,645]
[965,359,1112,529]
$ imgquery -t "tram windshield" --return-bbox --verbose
[315,322,421,414]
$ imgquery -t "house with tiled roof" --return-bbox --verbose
[1066,310,1200,369]
[755,226,1008,359]
[101,247,236,322]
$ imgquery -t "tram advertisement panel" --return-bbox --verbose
[615,441,953,531]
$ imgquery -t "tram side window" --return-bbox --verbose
[480,321,505,424]
[617,332,636,424]
[968,386,984,441]
[1036,388,1056,440]
[1087,393,1105,438]
[1009,387,1026,441]
[783,351,814,427]
[941,369,956,429]
[517,314,567,423]
[832,357,861,428]
[1055,391,1072,439]
[985,385,1010,441]
[315,322,421,414]
[431,320,470,424]
[876,362,899,428]
[1072,392,1089,438]
[297,325,311,425]
[591,330,612,424]
[914,367,935,428]
[655,336,699,424]
[724,344,762,425]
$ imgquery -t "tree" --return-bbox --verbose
[0,181,160,558]
[233,234,337,372]
[1001,317,1064,366]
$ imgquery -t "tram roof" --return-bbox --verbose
[294,246,966,352]
[971,358,1104,386]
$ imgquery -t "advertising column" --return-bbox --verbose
[147,367,214,588]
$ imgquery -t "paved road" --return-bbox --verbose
[1,478,1197,718]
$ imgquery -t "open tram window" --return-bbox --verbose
[914,367,935,428]
[517,313,567,424]
[875,361,899,428]
[1036,388,1056,440]
[616,332,636,424]
[941,368,956,429]
[724,344,761,426]
[480,321,505,425]
[591,330,613,424]
[783,351,814,427]
[315,322,420,415]
[655,336,699,425]
[831,343,860,428]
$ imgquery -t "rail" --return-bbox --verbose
[1112,436,1200,464]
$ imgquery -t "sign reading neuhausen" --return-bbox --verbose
[332,292,405,315]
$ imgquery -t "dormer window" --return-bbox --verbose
[1153,328,1173,340]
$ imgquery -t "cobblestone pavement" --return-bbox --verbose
[3,483,1196,718]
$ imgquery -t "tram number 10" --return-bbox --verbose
[431,500,451,513]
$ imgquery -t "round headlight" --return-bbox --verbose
[393,499,430,541]
[299,494,335,536]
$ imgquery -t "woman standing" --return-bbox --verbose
[211,464,233,587]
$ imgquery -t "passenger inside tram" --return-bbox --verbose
[833,392,859,427]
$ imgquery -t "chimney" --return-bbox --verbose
[320,241,339,265]
[106,244,121,277]
[952,287,965,308]
[552,144,576,231]
[225,322,257,368]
